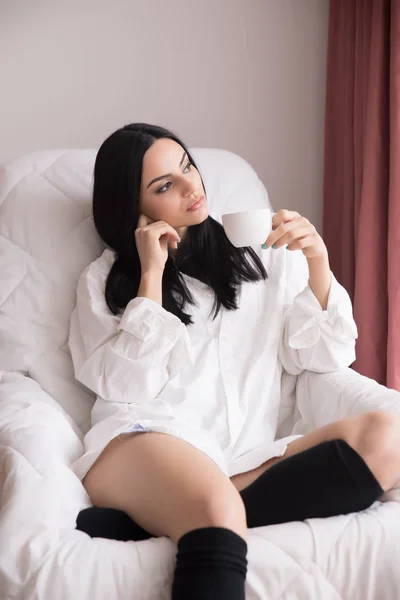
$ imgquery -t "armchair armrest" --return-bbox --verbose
[292,367,400,436]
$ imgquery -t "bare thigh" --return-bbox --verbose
[231,411,400,493]
[83,431,247,545]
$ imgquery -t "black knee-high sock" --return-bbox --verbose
[76,439,384,541]
[240,439,384,528]
[172,527,248,600]
[76,506,151,541]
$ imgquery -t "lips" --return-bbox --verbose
[187,195,205,211]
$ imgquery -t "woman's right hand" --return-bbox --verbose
[135,213,181,274]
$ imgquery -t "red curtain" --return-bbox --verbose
[323,0,400,390]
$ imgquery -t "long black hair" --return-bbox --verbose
[92,123,268,325]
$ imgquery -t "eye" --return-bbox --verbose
[156,161,193,193]
[157,181,172,194]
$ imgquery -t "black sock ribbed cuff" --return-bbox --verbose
[177,526,248,554]
[176,527,248,577]
[172,526,248,599]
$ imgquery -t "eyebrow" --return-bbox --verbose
[146,151,187,189]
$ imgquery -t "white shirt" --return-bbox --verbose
[68,243,358,481]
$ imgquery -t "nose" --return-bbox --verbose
[184,186,201,199]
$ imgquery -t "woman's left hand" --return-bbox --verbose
[264,209,328,260]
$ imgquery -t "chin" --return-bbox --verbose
[188,206,209,225]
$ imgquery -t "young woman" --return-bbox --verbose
[70,123,400,599]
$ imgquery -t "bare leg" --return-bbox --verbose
[231,411,400,493]
[77,412,399,543]
[83,431,247,545]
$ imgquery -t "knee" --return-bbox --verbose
[200,484,247,535]
[354,411,400,454]
[350,411,400,490]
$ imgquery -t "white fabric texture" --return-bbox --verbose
[69,241,358,482]
[1,147,400,600]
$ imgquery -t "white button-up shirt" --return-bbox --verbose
[68,244,358,481]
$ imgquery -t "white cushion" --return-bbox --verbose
[0,147,272,432]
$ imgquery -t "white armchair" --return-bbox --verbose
[1,148,400,599]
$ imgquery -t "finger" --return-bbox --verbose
[159,233,169,252]
[168,231,180,247]
[142,220,169,230]
[267,224,313,248]
[272,210,301,229]
[286,234,313,251]
[273,225,313,249]
[162,232,179,251]
[168,237,179,250]
[267,217,310,244]
[143,222,181,243]
[137,213,151,228]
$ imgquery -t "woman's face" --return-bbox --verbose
[139,138,209,232]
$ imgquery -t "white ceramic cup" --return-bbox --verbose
[221,208,273,248]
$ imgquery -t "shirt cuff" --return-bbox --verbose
[287,272,359,350]
[117,297,183,344]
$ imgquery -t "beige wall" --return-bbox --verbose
[0,0,329,231]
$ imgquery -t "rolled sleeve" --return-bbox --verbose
[278,251,358,375]
[69,254,194,404]
[118,297,183,345]
[287,273,358,349]
[117,296,195,369]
